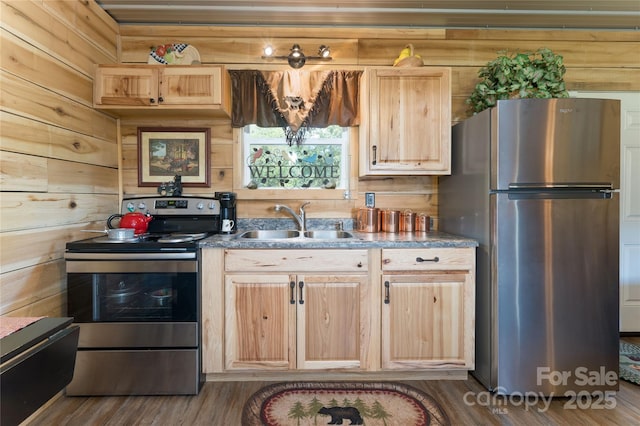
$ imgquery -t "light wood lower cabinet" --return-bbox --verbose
[201,247,475,377]
[225,273,368,371]
[223,249,369,371]
[381,248,475,370]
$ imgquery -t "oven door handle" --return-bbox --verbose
[64,252,196,260]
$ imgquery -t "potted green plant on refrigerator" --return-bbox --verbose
[467,47,570,114]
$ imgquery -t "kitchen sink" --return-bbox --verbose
[303,230,354,239]
[237,229,354,240]
[238,230,300,239]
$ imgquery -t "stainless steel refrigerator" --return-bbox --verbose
[440,98,620,396]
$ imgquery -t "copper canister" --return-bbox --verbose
[380,209,400,233]
[415,213,430,233]
[356,207,380,232]
[399,210,416,232]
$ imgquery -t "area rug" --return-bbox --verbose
[620,341,640,385]
[242,382,450,426]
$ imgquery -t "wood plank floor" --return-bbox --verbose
[27,338,640,426]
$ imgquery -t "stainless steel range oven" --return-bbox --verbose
[64,196,220,396]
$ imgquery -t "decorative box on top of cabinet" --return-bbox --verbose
[359,67,452,176]
[93,64,230,117]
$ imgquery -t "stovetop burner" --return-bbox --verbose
[87,232,211,244]
[66,196,221,254]
[156,233,209,243]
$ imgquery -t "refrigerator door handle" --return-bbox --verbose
[508,183,613,190]
[507,191,614,200]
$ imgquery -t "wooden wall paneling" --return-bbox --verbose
[0,0,116,76]
[47,159,118,194]
[1,0,121,320]
[0,223,107,274]
[237,199,357,219]
[0,260,66,315]
[120,169,230,197]
[1,71,116,141]
[0,113,118,168]
[358,176,438,193]
[120,36,360,65]
[6,292,66,318]
[367,193,437,215]
[1,193,118,232]
[452,97,473,122]
[211,141,233,168]
[1,29,94,106]
[42,0,119,57]
[119,25,446,40]
[0,145,117,195]
[0,151,48,192]
[567,68,640,91]
[209,168,233,192]
[445,29,640,42]
[210,119,233,147]
[357,39,640,67]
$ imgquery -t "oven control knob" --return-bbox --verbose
[137,202,146,211]
[126,202,135,212]
[208,202,217,210]
[197,202,205,210]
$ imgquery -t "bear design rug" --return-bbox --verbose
[242,382,450,426]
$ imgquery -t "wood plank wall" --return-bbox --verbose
[117,25,640,221]
[0,0,119,317]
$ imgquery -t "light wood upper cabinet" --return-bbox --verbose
[359,67,452,176]
[381,248,475,370]
[93,64,231,117]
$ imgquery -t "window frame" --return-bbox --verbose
[232,127,358,200]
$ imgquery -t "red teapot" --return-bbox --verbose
[107,213,153,235]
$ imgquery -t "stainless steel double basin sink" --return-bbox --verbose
[237,229,353,240]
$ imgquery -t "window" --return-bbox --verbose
[241,125,350,191]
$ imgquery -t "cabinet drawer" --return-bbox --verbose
[225,249,368,272]
[382,248,474,271]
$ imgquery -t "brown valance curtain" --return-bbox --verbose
[230,70,362,145]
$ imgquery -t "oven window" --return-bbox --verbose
[68,271,197,323]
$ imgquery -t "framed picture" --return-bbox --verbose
[137,127,210,187]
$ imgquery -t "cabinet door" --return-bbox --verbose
[94,67,159,106]
[381,273,470,369]
[160,66,224,105]
[297,274,369,370]
[225,274,295,370]
[360,67,451,175]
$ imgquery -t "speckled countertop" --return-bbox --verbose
[199,218,477,249]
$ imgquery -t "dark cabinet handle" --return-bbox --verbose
[357,261,363,268]
[298,281,304,304]
[372,145,377,165]
[290,281,295,304]
[384,280,390,304]
[416,256,439,263]
[158,96,164,103]
[149,98,155,103]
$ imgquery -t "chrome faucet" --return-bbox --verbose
[274,202,310,231]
